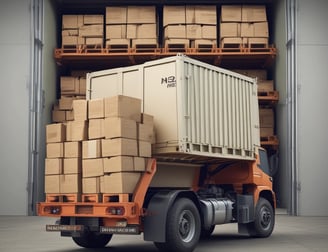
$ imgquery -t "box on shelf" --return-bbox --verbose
[103,156,134,173]
[62,15,79,29]
[258,80,274,92]
[101,172,141,194]
[260,109,274,128]
[60,174,81,193]
[82,139,102,159]
[102,138,138,157]
[46,123,66,143]
[138,123,153,142]
[88,118,105,139]
[138,140,152,157]
[64,158,81,174]
[82,177,101,193]
[45,158,63,175]
[201,25,217,40]
[241,5,267,22]
[106,24,127,39]
[186,25,202,39]
[260,127,274,138]
[82,158,104,178]
[83,15,103,25]
[127,24,157,39]
[127,6,156,24]
[221,5,242,22]
[134,157,146,171]
[45,175,60,193]
[104,117,137,140]
[64,141,82,158]
[164,25,186,39]
[46,143,64,158]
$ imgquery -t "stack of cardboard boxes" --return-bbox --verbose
[105,6,157,50]
[45,95,154,199]
[61,14,104,48]
[163,5,217,50]
[220,5,269,48]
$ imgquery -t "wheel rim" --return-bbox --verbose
[260,205,272,230]
[178,210,196,243]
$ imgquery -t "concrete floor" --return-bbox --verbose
[0,211,327,252]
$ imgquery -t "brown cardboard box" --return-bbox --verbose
[242,5,267,22]
[79,24,104,37]
[163,5,186,26]
[82,177,101,193]
[186,25,202,39]
[141,113,154,125]
[102,138,138,157]
[62,29,79,37]
[127,24,157,39]
[62,36,78,46]
[220,23,240,38]
[106,25,127,39]
[106,6,127,24]
[45,158,63,175]
[202,25,217,39]
[221,5,242,22]
[64,158,81,174]
[134,157,146,171]
[88,98,105,119]
[258,80,274,92]
[52,109,66,123]
[45,175,60,193]
[103,156,134,173]
[164,25,186,39]
[260,109,274,128]
[194,6,217,25]
[101,172,141,194]
[46,123,66,143]
[60,76,79,95]
[104,95,141,122]
[47,143,64,158]
[64,141,82,158]
[73,100,88,121]
[82,158,104,178]
[62,15,78,29]
[138,123,153,142]
[88,119,105,139]
[66,110,74,121]
[79,77,86,95]
[104,117,137,140]
[254,22,269,38]
[66,121,88,141]
[241,23,254,37]
[59,96,74,110]
[260,127,274,137]
[83,139,102,159]
[127,6,156,24]
[85,37,103,45]
[60,174,81,193]
[83,15,103,25]
[138,141,152,157]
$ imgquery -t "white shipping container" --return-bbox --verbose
[87,55,260,161]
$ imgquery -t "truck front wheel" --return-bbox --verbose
[72,232,112,248]
[247,197,274,237]
[154,198,201,252]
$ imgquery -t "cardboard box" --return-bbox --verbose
[141,113,154,125]
[82,158,104,178]
[163,6,186,26]
[79,77,86,95]
[59,96,74,110]
[260,127,274,137]
[64,158,81,174]
[45,158,63,175]
[242,5,267,22]
[258,80,274,92]
[52,109,66,123]
[47,143,64,158]
[62,15,78,29]
[194,6,217,25]
[202,25,217,39]
[60,174,81,193]
[127,6,156,24]
[138,141,152,157]
[73,99,88,121]
[46,123,66,143]
[103,156,134,173]
[101,172,141,194]
[164,25,186,39]
[64,141,82,158]
[85,37,103,45]
[106,25,127,39]
[232,69,267,80]
[260,109,274,128]
[106,6,127,24]
[134,157,146,171]
[83,15,103,25]
[241,23,254,37]
[45,175,60,193]
[220,23,240,38]
[104,117,137,140]
[254,22,269,38]
[60,76,79,95]
[79,24,104,37]
[66,121,88,141]
[61,35,78,46]
[104,95,141,122]
[88,118,105,139]
[127,24,157,39]
[88,98,105,119]
[83,177,101,193]
[62,29,79,37]
[221,5,242,22]
[83,139,102,159]
[102,138,138,157]
[186,25,202,39]
[66,110,74,121]
[138,123,153,142]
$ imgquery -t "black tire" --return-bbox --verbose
[72,232,112,248]
[200,225,215,239]
[246,197,275,237]
[154,198,201,252]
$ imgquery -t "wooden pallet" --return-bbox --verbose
[164,39,189,53]
[106,44,130,53]
[258,90,279,104]
[46,194,81,203]
[261,135,279,146]
[132,44,159,53]
[83,44,103,53]
[60,44,84,53]
[82,194,102,203]
[103,194,130,203]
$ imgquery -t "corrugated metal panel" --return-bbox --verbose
[87,55,260,161]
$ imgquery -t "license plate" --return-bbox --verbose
[46,224,84,232]
[100,226,139,234]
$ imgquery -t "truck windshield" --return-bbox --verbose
[258,149,271,176]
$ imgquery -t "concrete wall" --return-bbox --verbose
[296,0,328,216]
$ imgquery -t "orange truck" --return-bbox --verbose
[38,55,275,252]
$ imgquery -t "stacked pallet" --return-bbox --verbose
[45,95,154,200]
[220,5,269,48]
[105,6,158,51]
[61,14,104,49]
[163,5,217,51]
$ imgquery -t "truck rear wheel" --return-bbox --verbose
[247,197,274,237]
[154,198,201,252]
[72,232,112,248]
